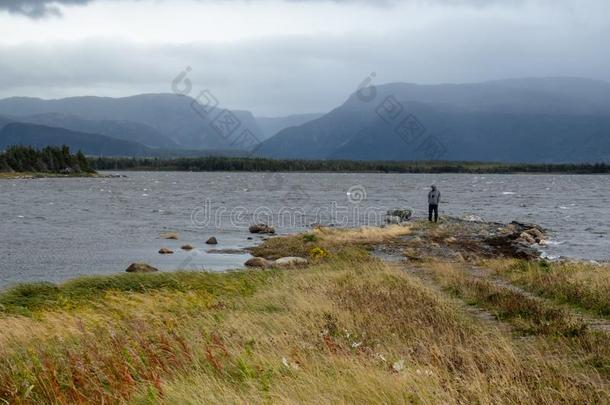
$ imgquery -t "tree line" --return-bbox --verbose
[0,145,94,174]
[89,156,610,174]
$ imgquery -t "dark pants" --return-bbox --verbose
[428,204,438,222]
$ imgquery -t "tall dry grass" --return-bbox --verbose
[423,261,610,377]
[1,249,609,404]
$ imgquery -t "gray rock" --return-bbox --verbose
[206,237,218,245]
[249,224,275,234]
[126,263,159,273]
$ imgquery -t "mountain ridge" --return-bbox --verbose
[255,77,610,163]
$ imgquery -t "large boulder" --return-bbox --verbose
[245,257,272,268]
[249,224,276,234]
[386,209,412,224]
[126,263,159,273]
[273,257,308,269]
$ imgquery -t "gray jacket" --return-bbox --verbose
[428,186,441,205]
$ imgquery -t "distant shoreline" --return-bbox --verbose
[89,156,610,174]
[0,172,98,180]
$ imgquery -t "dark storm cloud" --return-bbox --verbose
[0,0,524,18]
[2,0,609,114]
[0,0,94,18]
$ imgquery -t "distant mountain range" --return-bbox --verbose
[1,77,609,162]
[0,94,323,155]
[255,78,610,163]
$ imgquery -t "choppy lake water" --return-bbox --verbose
[1,172,608,288]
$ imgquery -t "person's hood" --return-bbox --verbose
[431,185,437,191]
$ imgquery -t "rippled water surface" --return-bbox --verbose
[1,172,608,288]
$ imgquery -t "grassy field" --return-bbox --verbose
[1,225,609,404]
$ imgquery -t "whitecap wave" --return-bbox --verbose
[544,240,565,246]
[540,251,560,260]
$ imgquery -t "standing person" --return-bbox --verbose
[428,185,441,223]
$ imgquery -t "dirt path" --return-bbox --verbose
[461,264,610,333]
[372,218,610,335]
[384,262,514,334]
[380,253,610,335]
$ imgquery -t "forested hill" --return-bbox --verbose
[0,145,94,174]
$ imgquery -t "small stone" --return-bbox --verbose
[161,232,179,240]
[181,244,194,251]
[206,237,218,245]
[159,247,174,254]
[392,359,405,373]
[126,263,159,273]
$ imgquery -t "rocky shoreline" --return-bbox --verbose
[375,217,549,262]
[124,214,602,274]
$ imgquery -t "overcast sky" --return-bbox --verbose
[1,0,609,115]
